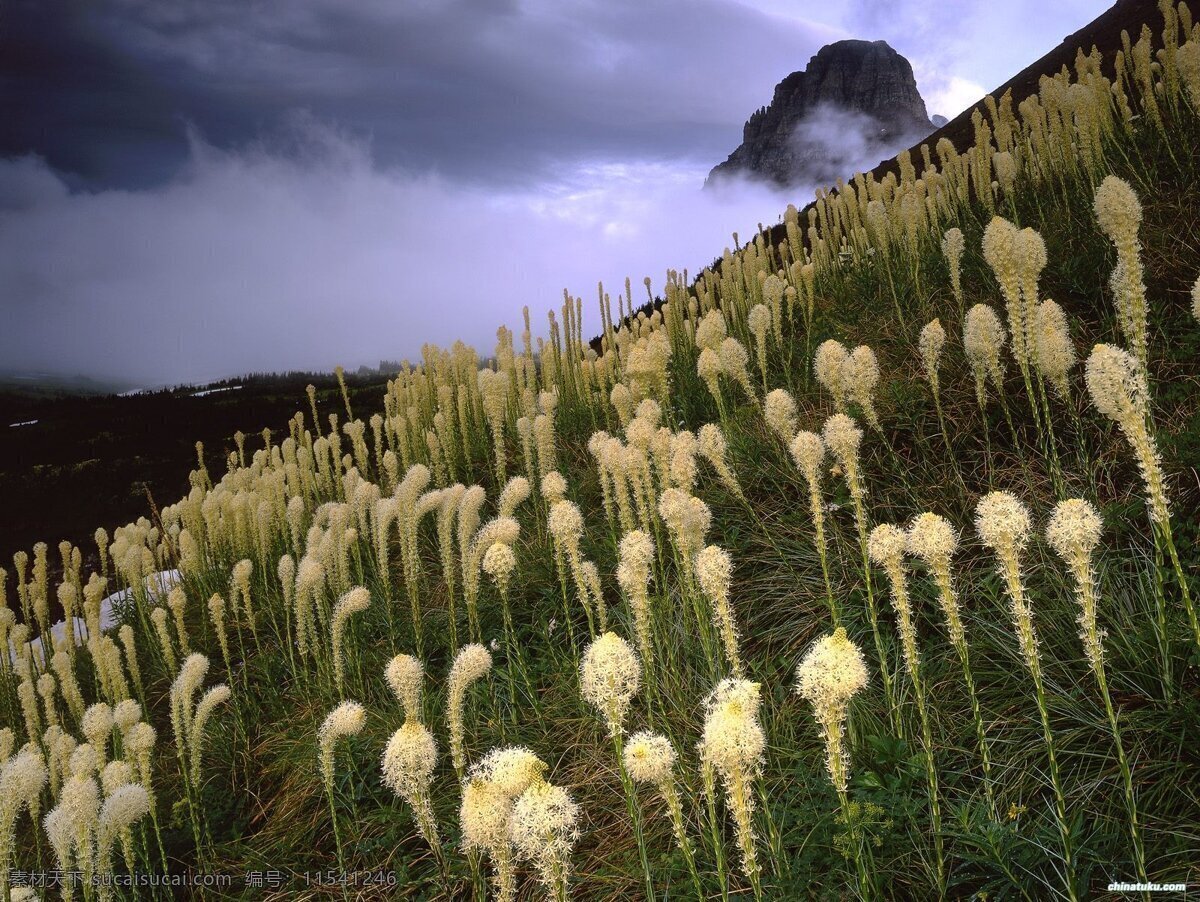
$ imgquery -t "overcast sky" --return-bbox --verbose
[0,0,1110,385]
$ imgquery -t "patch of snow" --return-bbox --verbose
[191,385,242,398]
[13,569,182,665]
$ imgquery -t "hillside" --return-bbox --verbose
[2,1,1200,900]
[0,372,392,583]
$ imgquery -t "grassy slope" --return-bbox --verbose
[181,27,1199,902]
[8,3,1200,901]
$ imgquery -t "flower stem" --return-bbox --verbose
[612,732,655,901]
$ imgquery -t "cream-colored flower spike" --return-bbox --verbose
[1,747,48,900]
[697,423,744,499]
[658,488,712,571]
[318,701,367,794]
[623,728,695,889]
[694,309,728,351]
[1033,300,1076,397]
[1084,344,1167,523]
[763,389,798,443]
[547,501,583,561]
[447,644,492,775]
[82,703,114,772]
[510,780,581,902]
[123,721,157,788]
[822,412,861,462]
[975,490,1041,664]
[1095,175,1149,368]
[610,383,635,426]
[1181,39,1200,107]
[96,783,151,885]
[1017,227,1047,331]
[699,678,765,891]
[43,806,75,901]
[1045,499,1105,667]
[231,559,255,633]
[616,530,655,666]
[497,476,531,518]
[481,541,516,597]
[460,777,516,900]
[906,513,961,637]
[112,699,141,734]
[473,745,548,806]
[463,747,548,902]
[385,653,424,722]
[1046,495,1148,882]
[188,684,231,785]
[540,470,568,504]
[748,304,772,388]
[580,631,641,737]
[976,490,1078,893]
[941,228,965,308]
[822,414,865,506]
[547,500,598,629]
[170,653,207,758]
[845,345,882,430]
[719,337,757,403]
[623,730,676,786]
[982,216,1036,377]
[695,545,743,676]
[667,431,698,494]
[789,429,837,618]
[61,772,102,887]
[381,721,440,851]
[206,593,231,675]
[870,520,946,887]
[150,607,177,673]
[331,587,370,697]
[795,628,868,795]
[697,347,723,408]
[975,491,1031,549]
[35,674,58,730]
[381,653,437,854]
[166,587,189,652]
[919,319,945,390]
[963,303,1007,407]
[814,339,849,411]
[868,525,917,668]
[533,413,559,478]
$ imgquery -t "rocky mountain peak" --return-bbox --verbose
[707,39,934,188]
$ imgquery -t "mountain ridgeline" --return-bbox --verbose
[707,39,937,189]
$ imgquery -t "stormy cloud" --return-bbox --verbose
[1,0,1112,384]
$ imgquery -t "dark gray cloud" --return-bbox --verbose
[2,0,841,189]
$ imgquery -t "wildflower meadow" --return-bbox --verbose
[3,3,1200,899]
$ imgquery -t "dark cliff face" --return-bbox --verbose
[707,40,934,188]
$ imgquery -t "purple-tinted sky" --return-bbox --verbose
[0,0,1110,385]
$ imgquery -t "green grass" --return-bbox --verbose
[6,25,1200,902]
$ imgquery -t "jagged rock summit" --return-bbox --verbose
[707,39,934,188]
